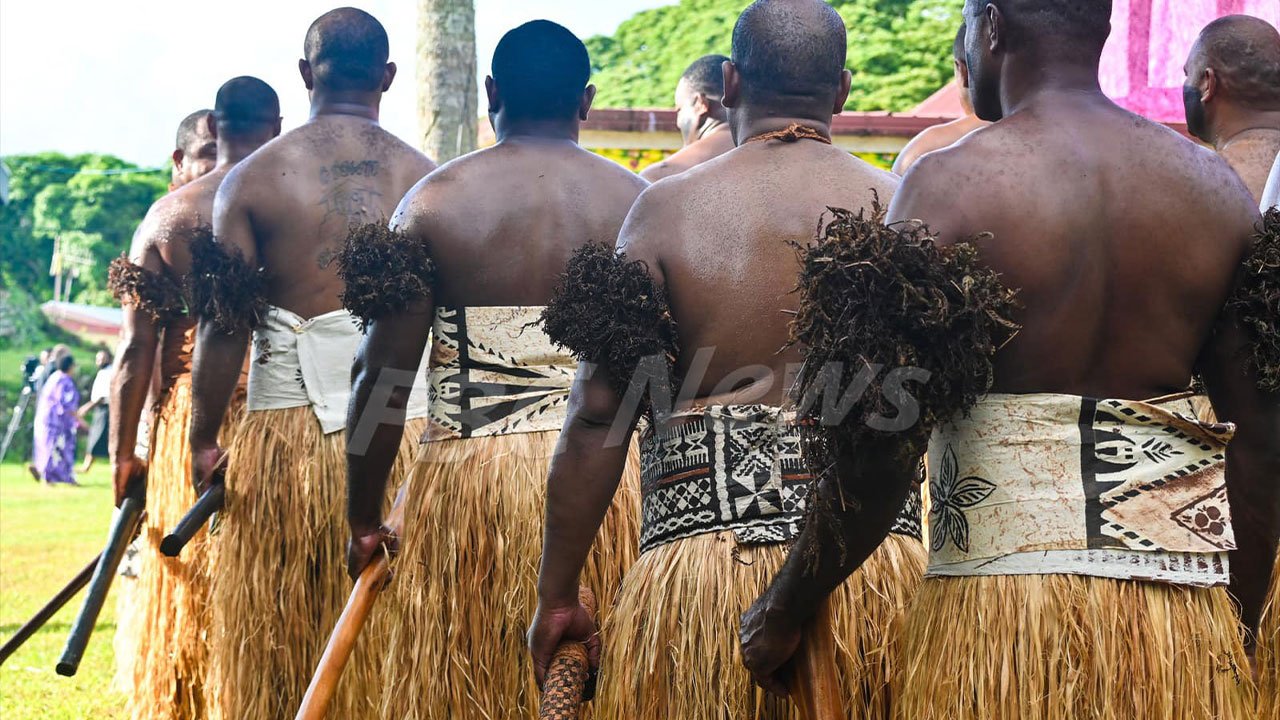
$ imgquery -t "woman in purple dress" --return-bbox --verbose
[34,354,83,485]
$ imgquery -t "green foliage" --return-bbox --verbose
[586,0,960,113]
[1,153,167,305]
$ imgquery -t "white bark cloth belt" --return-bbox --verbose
[247,306,431,434]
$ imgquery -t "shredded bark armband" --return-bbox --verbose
[187,226,267,335]
[1230,208,1280,393]
[336,223,436,331]
[541,243,679,403]
[791,199,1021,447]
[108,256,186,325]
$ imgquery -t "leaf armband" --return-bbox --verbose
[187,227,268,336]
[541,243,679,405]
[336,222,436,331]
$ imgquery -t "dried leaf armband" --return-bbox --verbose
[337,223,436,331]
[108,256,186,325]
[188,227,267,335]
[791,200,1021,451]
[541,243,679,403]
[1229,208,1280,393]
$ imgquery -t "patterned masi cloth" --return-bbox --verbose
[927,393,1235,587]
[640,404,923,554]
[425,306,575,440]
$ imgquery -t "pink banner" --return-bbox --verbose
[1100,0,1280,123]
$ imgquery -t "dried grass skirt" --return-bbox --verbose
[207,406,426,720]
[116,379,244,719]
[895,574,1257,719]
[598,531,926,720]
[374,430,641,719]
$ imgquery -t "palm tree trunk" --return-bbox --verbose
[417,0,477,163]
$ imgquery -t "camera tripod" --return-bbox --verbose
[0,384,35,464]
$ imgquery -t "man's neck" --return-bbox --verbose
[215,137,268,168]
[694,118,729,144]
[309,91,381,122]
[495,118,580,144]
[1000,58,1105,118]
[1211,109,1280,151]
[730,107,834,146]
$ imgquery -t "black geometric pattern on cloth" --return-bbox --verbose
[639,405,922,554]
[426,307,575,440]
[1080,397,1233,551]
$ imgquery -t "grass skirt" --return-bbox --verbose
[598,531,925,719]
[114,379,244,719]
[1259,551,1280,719]
[207,406,426,720]
[896,574,1256,719]
[374,430,641,719]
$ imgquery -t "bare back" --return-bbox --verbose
[624,140,899,407]
[133,167,227,281]
[892,96,1260,399]
[214,115,435,319]
[1219,129,1280,205]
[393,140,648,307]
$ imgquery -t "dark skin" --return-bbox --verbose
[641,77,736,183]
[344,75,648,584]
[109,117,279,506]
[188,60,436,489]
[743,0,1280,694]
[526,30,899,689]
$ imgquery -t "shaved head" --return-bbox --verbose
[304,7,390,93]
[175,109,213,154]
[965,0,1112,57]
[964,0,1113,121]
[1190,15,1280,110]
[731,0,848,109]
[214,76,281,137]
[681,54,730,102]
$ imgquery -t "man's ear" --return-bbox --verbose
[484,76,500,114]
[721,60,740,109]
[205,112,218,142]
[580,84,597,121]
[299,59,314,90]
[1201,67,1218,104]
[833,69,852,115]
[986,4,1004,54]
[382,61,397,92]
[272,117,283,138]
[171,148,184,171]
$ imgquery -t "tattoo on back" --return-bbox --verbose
[317,160,383,268]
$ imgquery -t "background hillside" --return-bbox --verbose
[585,0,960,111]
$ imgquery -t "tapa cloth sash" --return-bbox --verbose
[247,306,431,434]
[425,306,575,441]
[927,393,1236,587]
[640,404,923,554]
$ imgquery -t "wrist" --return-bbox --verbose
[348,514,382,537]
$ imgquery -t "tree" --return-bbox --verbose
[586,0,960,113]
[0,153,166,305]
[417,0,478,163]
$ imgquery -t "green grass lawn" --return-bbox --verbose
[0,461,127,718]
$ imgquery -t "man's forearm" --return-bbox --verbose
[189,321,249,449]
[763,437,919,623]
[109,335,157,463]
[345,362,410,532]
[537,418,634,606]
[1225,431,1280,638]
